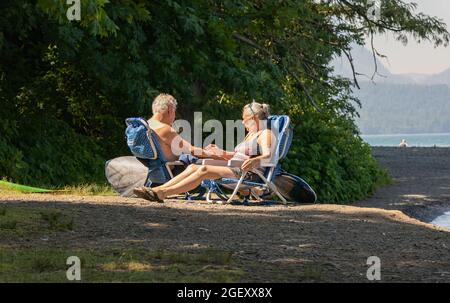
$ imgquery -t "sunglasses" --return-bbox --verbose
[243,100,258,119]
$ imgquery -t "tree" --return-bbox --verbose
[1,0,448,201]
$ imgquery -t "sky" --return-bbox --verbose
[364,0,450,75]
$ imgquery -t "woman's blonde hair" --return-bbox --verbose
[244,101,270,120]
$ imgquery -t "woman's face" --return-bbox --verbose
[242,110,258,132]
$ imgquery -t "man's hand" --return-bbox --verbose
[205,144,225,157]
[205,144,218,150]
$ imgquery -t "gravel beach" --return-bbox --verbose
[356,147,450,223]
[1,147,449,282]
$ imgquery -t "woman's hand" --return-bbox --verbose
[241,158,259,171]
[205,144,221,154]
[204,144,225,158]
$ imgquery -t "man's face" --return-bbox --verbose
[167,106,176,125]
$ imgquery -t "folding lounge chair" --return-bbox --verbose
[124,117,186,186]
[124,118,231,200]
[200,115,293,205]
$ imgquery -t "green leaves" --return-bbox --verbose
[37,0,119,37]
[0,0,445,201]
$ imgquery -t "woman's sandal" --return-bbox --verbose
[133,187,164,203]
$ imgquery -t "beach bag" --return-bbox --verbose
[274,171,317,203]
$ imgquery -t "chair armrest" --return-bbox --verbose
[166,161,185,166]
[198,159,277,168]
[197,159,244,167]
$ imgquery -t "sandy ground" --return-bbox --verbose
[1,147,449,282]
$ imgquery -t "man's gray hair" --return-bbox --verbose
[152,93,178,114]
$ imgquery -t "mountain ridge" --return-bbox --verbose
[332,44,450,135]
[331,44,450,85]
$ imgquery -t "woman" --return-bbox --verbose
[133,101,274,202]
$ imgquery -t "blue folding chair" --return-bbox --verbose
[200,115,293,205]
[125,117,185,187]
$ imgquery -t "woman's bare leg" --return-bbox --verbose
[156,164,201,189]
[152,165,235,199]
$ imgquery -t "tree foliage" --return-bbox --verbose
[0,0,448,201]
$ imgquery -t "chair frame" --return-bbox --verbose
[201,115,292,205]
[127,117,186,181]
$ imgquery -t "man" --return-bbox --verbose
[147,93,213,161]
[398,139,409,148]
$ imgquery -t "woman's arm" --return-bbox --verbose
[158,126,221,159]
[241,129,274,171]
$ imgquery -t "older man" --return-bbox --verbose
[147,93,212,161]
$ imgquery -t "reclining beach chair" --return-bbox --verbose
[200,115,293,205]
[124,117,185,186]
[106,117,205,197]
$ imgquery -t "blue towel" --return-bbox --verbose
[178,154,199,166]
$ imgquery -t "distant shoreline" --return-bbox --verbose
[362,132,450,136]
[368,145,450,148]
[361,133,450,148]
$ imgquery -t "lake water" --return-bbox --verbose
[431,211,450,230]
[361,133,450,147]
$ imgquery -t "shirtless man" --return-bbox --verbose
[147,93,213,161]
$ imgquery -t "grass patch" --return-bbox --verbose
[0,247,245,282]
[0,184,24,195]
[0,206,74,236]
[0,219,17,230]
[54,183,116,196]
[39,210,73,231]
[300,262,326,281]
[30,255,62,273]
[0,179,116,196]
[0,206,244,282]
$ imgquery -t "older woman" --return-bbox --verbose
[133,101,274,202]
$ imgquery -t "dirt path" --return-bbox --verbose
[1,147,449,282]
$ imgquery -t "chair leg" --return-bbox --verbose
[206,189,214,203]
[254,170,288,205]
[226,172,247,204]
[165,163,175,179]
[215,187,229,202]
[205,183,229,204]
[250,190,264,202]
[268,181,287,205]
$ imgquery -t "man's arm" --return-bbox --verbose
[204,144,235,160]
[157,126,221,159]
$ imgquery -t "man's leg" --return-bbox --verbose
[152,165,235,200]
